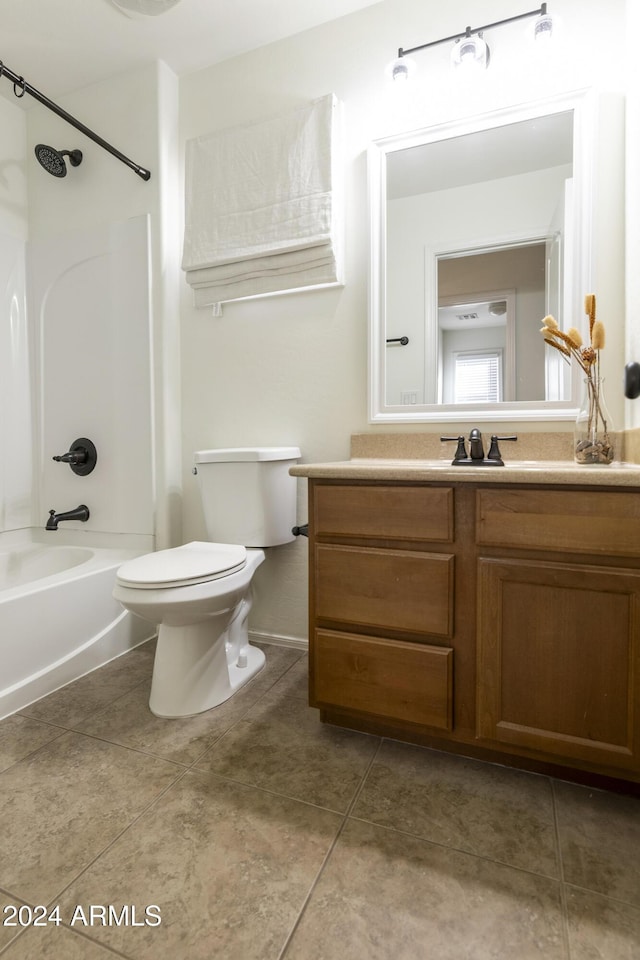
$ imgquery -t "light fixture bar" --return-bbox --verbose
[397,3,548,59]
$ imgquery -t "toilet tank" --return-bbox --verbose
[194,447,301,547]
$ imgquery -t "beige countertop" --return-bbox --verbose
[290,458,640,486]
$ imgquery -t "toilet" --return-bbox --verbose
[113,446,300,718]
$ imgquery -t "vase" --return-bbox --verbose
[574,376,615,464]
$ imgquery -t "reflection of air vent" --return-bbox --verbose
[457,312,479,321]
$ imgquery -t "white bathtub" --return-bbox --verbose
[0,529,155,720]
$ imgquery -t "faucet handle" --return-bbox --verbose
[51,438,97,476]
[487,435,518,462]
[53,450,87,464]
[440,435,468,461]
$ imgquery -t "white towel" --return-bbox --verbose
[182,93,341,308]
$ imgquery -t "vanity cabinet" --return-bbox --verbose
[307,479,640,787]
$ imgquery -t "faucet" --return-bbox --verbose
[468,427,485,461]
[440,429,517,466]
[45,504,90,531]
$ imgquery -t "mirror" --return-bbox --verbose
[368,93,594,423]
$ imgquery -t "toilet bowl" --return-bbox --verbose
[113,446,300,718]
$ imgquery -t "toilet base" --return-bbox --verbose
[149,618,265,718]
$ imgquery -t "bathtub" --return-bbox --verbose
[0,529,155,720]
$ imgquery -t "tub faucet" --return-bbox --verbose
[46,504,90,531]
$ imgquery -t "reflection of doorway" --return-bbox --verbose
[432,242,548,405]
[437,291,515,404]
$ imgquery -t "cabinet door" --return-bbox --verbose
[477,557,640,772]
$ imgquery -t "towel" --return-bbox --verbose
[182,93,341,308]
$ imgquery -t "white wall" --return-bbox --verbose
[179,0,627,645]
[626,0,640,428]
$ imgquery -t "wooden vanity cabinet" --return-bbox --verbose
[308,479,640,788]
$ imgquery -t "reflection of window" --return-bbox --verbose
[454,350,503,403]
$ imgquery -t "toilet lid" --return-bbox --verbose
[116,541,247,589]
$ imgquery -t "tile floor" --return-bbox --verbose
[0,640,639,959]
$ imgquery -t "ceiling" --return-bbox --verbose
[0,0,379,104]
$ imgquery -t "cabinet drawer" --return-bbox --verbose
[313,484,453,542]
[477,488,640,556]
[313,629,453,730]
[314,544,454,636]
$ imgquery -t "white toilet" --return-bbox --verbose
[113,446,300,718]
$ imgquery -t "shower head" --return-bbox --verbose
[34,144,83,178]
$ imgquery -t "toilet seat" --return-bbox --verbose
[115,541,247,590]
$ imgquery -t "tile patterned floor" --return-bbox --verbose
[0,640,639,959]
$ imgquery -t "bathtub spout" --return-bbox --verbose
[46,505,90,530]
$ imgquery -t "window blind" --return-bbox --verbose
[454,351,503,404]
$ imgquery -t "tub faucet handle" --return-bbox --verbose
[53,449,86,464]
[52,438,97,476]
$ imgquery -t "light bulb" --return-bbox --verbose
[385,56,416,81]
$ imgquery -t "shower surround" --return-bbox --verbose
[0,214,156,716]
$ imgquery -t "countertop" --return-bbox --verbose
[290,458,640,487]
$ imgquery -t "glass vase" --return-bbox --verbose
[574,376,615,465]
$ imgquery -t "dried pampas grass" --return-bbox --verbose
[539,294,605,374]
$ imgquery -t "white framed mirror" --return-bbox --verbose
[368,91,594,423]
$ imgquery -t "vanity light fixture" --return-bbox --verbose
[387,3,553,81]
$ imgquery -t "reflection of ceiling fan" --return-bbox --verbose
[109,0,182,17]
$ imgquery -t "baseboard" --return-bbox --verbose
[249,629,308,652]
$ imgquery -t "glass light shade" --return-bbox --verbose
[533,12,554,42]
[385,56,416,81]
[451,35,489,71]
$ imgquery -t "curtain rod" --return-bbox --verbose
[0,58,151,181]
